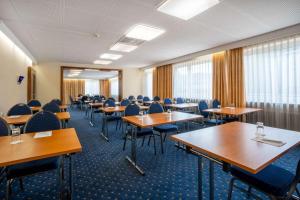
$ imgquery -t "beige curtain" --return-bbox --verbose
[212,51,228,106]
[153,64,173,99]
[100,79,110,98]
[212,47,245,107]
[63,79,85,104]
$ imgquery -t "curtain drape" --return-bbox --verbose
[63,79,85,104]
[153,64,173,99]
[212,52,228,106]
[226,48,245,107]
[212,48,245,107]
[244,35,300,131]
[100,79,110,97]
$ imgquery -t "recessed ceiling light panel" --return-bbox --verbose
[110,43,138,52]
[100,53,123,60]
[93,60,112,65]
[126,24,165,41]
[157,0,220,20]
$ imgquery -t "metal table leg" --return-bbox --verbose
[89,106,95,127]
[100,115,109,141]
[68,155,73,200]
[198,156,203,200]
[125,126,145,175]
[209,160,215,200]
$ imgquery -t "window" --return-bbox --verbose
[110,77,119,98]
[173,55,212,100]
[244,35,300,104]
[143,68,153,99]
[85,79,100,95]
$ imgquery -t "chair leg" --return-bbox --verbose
[153,135,156,155]
[160,132,164,154]
[163,133,167,142]
[227,178,235,200]
[123,134,127,151]
[247,186,252,198]
[141,136,145,147]
[6,179,11,200]
[296,187,300,197]
[19,178,24,191]
[147,135,151,146]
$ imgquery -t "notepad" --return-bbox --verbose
[34,131,52,139]
[8,115,21,118]
[252,137,286,147]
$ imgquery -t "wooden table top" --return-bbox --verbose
[100,106,149,113]
[0,128,82,167]
[122,111,202,128]
[3,112,71,125]
[203,107,262,116]
[30,105,68,112]
[165,103,198,109]
[170,122,300,174]
[89,102,120,108]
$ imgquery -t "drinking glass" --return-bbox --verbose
[255,122,265,139]
[11,127,22,144]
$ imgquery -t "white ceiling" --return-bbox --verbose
[64,69,118,80]
[0,0,299,68]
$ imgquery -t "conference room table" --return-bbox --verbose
[30,105,68,112]
[203,107,262,122]
[3,112,71,128]
[0,128,82,199]
[99,105,149,141]
[170,122,300,200]
[122,111,203,175]
[87,102,120,126]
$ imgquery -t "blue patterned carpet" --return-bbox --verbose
[1,109,299,199]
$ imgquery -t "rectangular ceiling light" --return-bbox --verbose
[93,60,112,65]
[100,53,123,60]
[157,0,220,20]
[110,43,138,52]
[126,24,165,41]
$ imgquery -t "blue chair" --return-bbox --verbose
[27,99,41,107]
[0,117,10,136]
[137,95,143,100]
[128,95,135,101]
[4,111,63,199]
[163,98,172,111]
[42,102,60,113]
[123,104,156,154]
[176,97,184,104]
[153,96,160,102]
[102,99,121,135]
[228,160,300,200]
[198,100,224,125]
[7,103,32,116]
[149,102,178,154]
[120,99,130,106]
[212,99,220,108]
[51,99,62,106]
[143,96,151,106]
[108,97,116,102]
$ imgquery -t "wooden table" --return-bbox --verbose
[122,111,203,175]
[30,105,68,112]
[164,103,198,109]
[4,112,71,128]
[170,122,300,200]
[204,107,262,116]
[99,106,149,141]
[0,128,82,199]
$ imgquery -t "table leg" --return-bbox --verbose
[125,126,145,175]
[100,116,109,141]
[209,160,215,200]
[198,156,203,200]
[89,106,94,127]
[68,155,73,200]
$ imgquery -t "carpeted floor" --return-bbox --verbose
[1,109,299,199]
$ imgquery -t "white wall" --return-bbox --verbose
[35,62,143,104]
[0,30,32,113]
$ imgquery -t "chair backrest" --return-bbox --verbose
[100,95,106,101]
[24,111,61,133]
[176,97,184,104]
[153,96,160,101]
[42,102,60,113]
[81,95,88,101]
[149,102,164,114]
[0,117,10,136]
[120,99,130,106]
[212,99,221,108]
[124,103,140,116]
[137,95,143,100]
[7,103,32,116]
[108,97,116,102]
[143,96,150,102]
[103,99,115,107]
[198,100,209,118]
[51,99,62,106]
[128,95,135,101]
[164,98,172,104]
[27,99,42,107]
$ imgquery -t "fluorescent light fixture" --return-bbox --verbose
[100,53,123,60]
[93,60,112,65]
[157,0,220,20]
[125,24,165,41]
[110,43,138,52]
